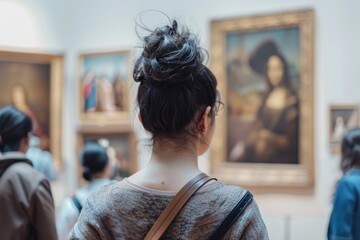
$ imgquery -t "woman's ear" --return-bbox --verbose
[19,133,31,153]
[24,133,31,146]
[199,106,212,133]
[138,113,142,123]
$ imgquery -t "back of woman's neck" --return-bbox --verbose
[149,146,200,172]
[128,149,202,191]
[151,138,199,164]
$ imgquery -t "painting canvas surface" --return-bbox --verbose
[226,27,301,164]
[81,53,128,113]
[330,108,359,144]
[0,61,51,150]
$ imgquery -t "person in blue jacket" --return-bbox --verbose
[328,128,360,240]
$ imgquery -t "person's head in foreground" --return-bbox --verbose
[133,19,222,155]
[69,16,268,240]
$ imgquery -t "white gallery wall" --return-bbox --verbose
[1,0,360,239]
[0,0,65,49]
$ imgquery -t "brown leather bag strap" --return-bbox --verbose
[144,173,216,240]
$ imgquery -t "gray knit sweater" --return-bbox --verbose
[69,179,268,240]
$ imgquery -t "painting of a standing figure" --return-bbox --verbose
[329,105,359,154]
[78,50,130,123]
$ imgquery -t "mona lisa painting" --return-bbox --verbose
[210,10,315,188]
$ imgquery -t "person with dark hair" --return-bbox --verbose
[328,128,360,240]
[0,106,57,240]
[56,141,115,240]
[70,17,268,239]
[230,39,299,164]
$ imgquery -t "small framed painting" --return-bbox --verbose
[77,49,131,125]
[329,104,359,154]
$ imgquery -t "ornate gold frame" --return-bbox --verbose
[210,9,315,188]
[0,50,63,168]
[77,49,132,126]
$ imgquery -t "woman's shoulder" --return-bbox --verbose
[4,160,47,185]
[201,181,248,198]
[339,170,360,187]
[334,172,360,198]
[195,181,256,215]
[196,181,268,238]
[205,181,262,215]
[83,179,153,211]
[86,180,127,202]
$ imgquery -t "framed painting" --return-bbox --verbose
[210,9,315,188]
[0,50,63,168]
[77,49,131,125]
[329,104,359,154]
[76,130,137,185]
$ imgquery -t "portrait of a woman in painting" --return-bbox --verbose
[0,61,51,151]
[11,85,45,138]
[229,40,299,164]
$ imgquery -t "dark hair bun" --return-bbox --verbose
[134,20,205,86]
[134,18,218,140]
[80,141,109,181]
[82,166,92,181]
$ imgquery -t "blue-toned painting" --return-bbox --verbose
[81,52,128,113]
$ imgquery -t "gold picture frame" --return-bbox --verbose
[77,49,132,126]
[210,9,315,188]
[329,104,360,154]
[0,50,63,168]
[76,129,137,186]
